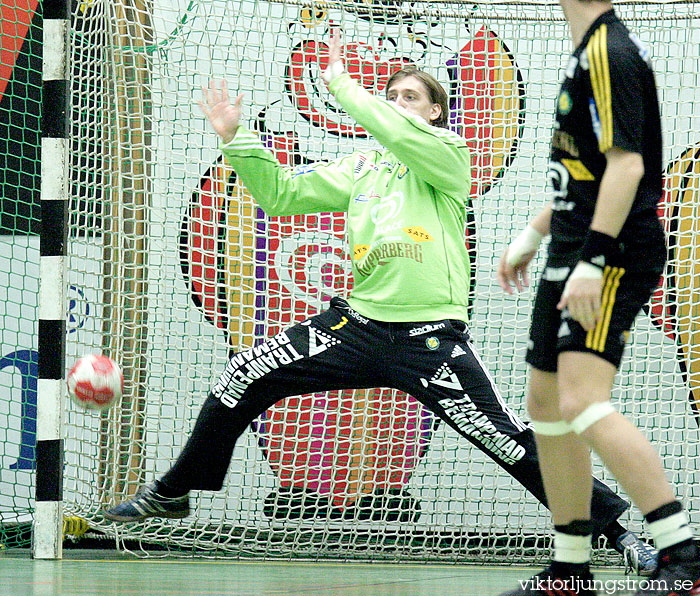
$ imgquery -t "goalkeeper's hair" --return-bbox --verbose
[385,67,449,129]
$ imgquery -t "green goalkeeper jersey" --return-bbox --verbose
[221,72,472,323]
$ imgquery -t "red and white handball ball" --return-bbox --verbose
[67,354,123,411]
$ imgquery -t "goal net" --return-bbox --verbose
[2,0,699,562]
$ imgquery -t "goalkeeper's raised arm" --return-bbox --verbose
[198,78,355,217]
[323,30,470,198]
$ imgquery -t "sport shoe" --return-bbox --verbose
[634,542,700,595]
[616,531,658,576]
[498,565,598,595]
[102,482,190,522]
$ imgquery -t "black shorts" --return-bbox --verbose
[526,254,663,372]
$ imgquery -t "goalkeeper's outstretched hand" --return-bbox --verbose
[321,29,345,85]
[199,79,244,144]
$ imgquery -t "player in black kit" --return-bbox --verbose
[497,1,700,595]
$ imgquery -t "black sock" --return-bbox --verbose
[154,479,188,498]
[555,520,593,536]
[645,500,683,524]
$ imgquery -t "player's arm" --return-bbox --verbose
[497,204,552,294]
[557,37,647,330]
[199,79,354,216]
[557,148,643,329]
[589,149,643,237]
[322,33,470,199]
[582,34,646,238]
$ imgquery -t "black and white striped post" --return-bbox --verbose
[35,0,70,560]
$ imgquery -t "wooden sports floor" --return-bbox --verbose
[1,551,634,596]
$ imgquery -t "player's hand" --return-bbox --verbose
[497,225,542,294]
[321,29,344,85]
[497,248,535,294]
[198,79,244,144]
[557,264,603,331]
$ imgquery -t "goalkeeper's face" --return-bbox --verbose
[386,75,443,127]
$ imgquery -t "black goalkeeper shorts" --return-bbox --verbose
[526,254,663,372]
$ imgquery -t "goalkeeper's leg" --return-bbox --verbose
[102,298,382,522]
[380,320,644,558]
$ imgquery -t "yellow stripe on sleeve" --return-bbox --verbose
[587,25,613,153]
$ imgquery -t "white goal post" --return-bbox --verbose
[36,0,700,561]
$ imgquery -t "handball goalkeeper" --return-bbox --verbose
[103,31,654,574]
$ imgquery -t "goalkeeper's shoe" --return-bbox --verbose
[633,541,700,596]
[102,482,190,522]
[498,565,597,596]
[615,531,658,576]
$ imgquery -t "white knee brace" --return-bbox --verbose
[531,419,572,436]
[570,401,616,434]
[531,402,616,436]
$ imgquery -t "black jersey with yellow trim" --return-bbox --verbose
[547,10,664,264]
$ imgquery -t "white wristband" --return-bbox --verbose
[562,261,604,298]
[506,225,544,266]
[568,261,604,282]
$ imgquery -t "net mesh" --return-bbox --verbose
[2,0,699,562]
[0,0,40,548]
